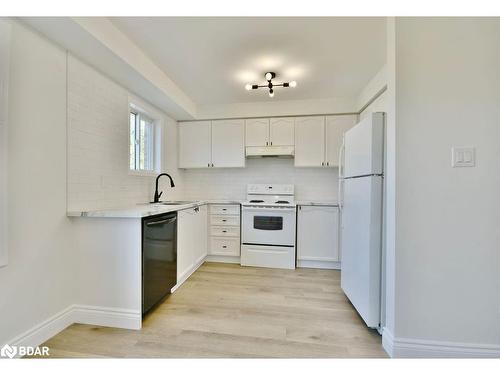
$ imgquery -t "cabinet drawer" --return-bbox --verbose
[210,215,239,226]
[210,204,240,216]
[210,237,240,256]
[210,226,240,237]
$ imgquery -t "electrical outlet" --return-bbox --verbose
[452,147,475,168]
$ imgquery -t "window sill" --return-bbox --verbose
[128,169,158,178]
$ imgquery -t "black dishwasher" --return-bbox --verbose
[142,212,177,316]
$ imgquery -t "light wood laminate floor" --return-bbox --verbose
[40,262,386,358]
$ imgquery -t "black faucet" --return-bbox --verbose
[153,173,175,203]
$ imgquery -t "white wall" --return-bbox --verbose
[357,64,387,121]
[359,92,387,121]
[383,17,397,342]
[0,19,11,267]
[67,55,184,211]
[393,17,500,353]
[357,64,387,108]
[183,158,339,202]
[0,20,76,345]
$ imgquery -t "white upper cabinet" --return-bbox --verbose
[180,115,355,169]
[325,115,357,167]
[294,116,325,167]
[178,121,211,168]
[269,118,294,146]
[179,120,244,168]
[245,117,294,147]
[245,118,269,147]
[211,119,245,168]
[295,115,357,167]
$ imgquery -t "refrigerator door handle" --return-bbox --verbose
[338,140,345,211]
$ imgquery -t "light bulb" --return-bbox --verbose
[245,83,252,91]
[289,81,297,88]
[265,72,273,81]
[269,90,274,98]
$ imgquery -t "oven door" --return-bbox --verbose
[242,206,296,247]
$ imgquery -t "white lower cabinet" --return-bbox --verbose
[176,204,208,287]
[208,204,240,259]
[296,205,340,269]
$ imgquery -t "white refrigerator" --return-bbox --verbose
[339,112,384,329]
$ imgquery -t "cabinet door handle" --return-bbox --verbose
[266,141,268,146]
[207,162,210,167]
[222,230,227,233]
[322,162,324,166]
[222,219,227,222]
[270,141,272,146]
[222,208,227,211]
[211,163,214,167]
[326,161,329,166]
[222,245,227,248]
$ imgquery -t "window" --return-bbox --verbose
[129,109,156,172]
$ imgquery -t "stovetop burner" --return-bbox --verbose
[275,200,290,204]
[249,199,265,203]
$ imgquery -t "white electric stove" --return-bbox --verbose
[241,184,296,269]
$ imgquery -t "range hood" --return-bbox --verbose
[245,146,295,158]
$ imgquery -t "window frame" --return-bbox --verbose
[128,96,163,177]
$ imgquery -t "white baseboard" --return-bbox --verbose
[5,304,142,356]
[383,329,500,358]
[72,305,141,330]
[297,259,341,270]
[9,305,74,350]
[205,254,241,264]
[382,328,395,357]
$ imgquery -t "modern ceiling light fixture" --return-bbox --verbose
[245,72,297,98]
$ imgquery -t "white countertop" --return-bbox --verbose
[295,200,339,207]
[67,199,338,218]
[67,200,242,218]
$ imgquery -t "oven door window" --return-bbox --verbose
[254,216,283,231]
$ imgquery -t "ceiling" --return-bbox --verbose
[110,17,386,106]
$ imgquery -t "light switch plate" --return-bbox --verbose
[452,147,475,168]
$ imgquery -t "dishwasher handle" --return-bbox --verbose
[146,217,177,226]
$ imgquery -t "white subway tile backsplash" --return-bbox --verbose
[66,55,182,211]
[183,158,339,202]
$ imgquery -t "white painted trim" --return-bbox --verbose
[128,94,164,175]
[8,305,75,350]
[382,328,395,357]
[171,256,206,293]
[382,329,500,358]
[205,255,241,264]
[4,304,142,356]
[297,259,341,270]
[72,305,141,330]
